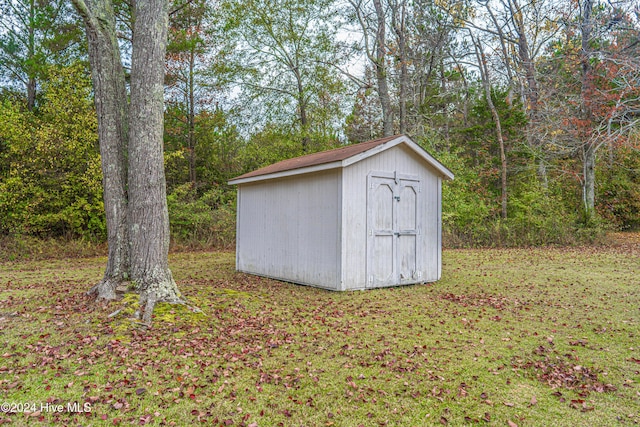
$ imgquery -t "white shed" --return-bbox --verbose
[228,134,454,291]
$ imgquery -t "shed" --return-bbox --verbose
[228,134,454,291]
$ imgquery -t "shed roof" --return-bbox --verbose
[228,134,454,185]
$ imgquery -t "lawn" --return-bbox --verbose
[0,239,639,426]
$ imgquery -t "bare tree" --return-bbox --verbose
[580,0,596,220]
[461,0,566,184]
[471,33,508,219]
[389,0,408,134]
[349,0,394,136]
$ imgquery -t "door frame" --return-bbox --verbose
[366,171,422,288]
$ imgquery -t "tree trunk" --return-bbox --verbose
[72,0,130,300]
[373,0,394,136]
[391,0,407,135]
[474,36,508,219]
[580,0,596,220]
[188,46,197,188]
[292,64,310,151]
[582,144,596,220]
[26,77,37,112]
[128,0,182,322]
[26,0,36,111]
[509,0,545,186]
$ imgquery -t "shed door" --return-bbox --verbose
[367,172,421,288]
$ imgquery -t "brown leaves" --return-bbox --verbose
[569,399,594,412]
[2,248,639,426]
[514,344,616,395]
[440,293,514,311]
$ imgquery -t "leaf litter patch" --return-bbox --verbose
[512,344,617,411]
[440,293,525,311]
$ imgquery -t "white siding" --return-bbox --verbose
[236,169,342,289]
[341,145,442,290]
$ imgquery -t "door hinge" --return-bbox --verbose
[368,276,373,284]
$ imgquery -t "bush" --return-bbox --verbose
[425,135,605,248]
[0,64,105,240]
[596,148,640,231]
[167,183,236,249]
[442,181,607,247]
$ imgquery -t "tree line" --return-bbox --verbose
[1,0,639,248]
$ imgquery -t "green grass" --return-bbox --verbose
[0,245,639,426]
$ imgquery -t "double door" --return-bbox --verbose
[366,172,422,288]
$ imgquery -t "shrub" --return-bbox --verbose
[167,183,236,249]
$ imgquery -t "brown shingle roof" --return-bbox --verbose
[231,135,402,181]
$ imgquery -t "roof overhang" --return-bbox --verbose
[228,135,454,185]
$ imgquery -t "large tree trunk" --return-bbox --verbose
[128,0,182,323]
[73,0,184,322]
[373,0,394,136]
[72,0,130,300]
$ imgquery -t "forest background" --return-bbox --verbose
[0,0,638,256]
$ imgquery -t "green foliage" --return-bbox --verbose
[453,87,527,164]
[237,125,340,174]
[164,107,243,192]
[0,63,104,239]
[419,134,605,247]
[216,0,347,137]
[420,139,491,230]
[596,147,640,230]
[193,110,243,186]
[0,0,84,107]
[167,183,236,248]
[0,0,636,250]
